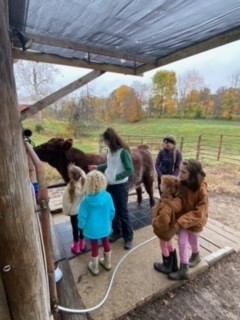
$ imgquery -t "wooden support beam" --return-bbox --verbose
[12,49,139,75]
[57,260,87,320]
[26,143,58,314]
[50,218,66,264]
[136,27,240,75]
[50,217,87,320]
[0,0,50,318]
[20,70,105,120]
[0,274,11,319]
[22,32,155,66]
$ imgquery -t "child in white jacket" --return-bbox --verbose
[62,164,86,254]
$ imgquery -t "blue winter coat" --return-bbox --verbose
[78,190,115,240]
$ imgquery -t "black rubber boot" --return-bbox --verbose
[170,249,178,272]
[154,255,173,274]
[109,233,122,243]
[168,263,189,280]
[189,252,201,268]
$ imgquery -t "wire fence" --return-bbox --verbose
[99,134,240,167]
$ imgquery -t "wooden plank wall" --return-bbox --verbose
[50,217,87,320]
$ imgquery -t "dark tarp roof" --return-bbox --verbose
[9,0,240,76]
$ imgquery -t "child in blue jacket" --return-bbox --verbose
[78,170,115,275]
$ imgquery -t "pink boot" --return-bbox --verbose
[79,239,86,252]
[71,241,81,254]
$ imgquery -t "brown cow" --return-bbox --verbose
[34,138,155,207]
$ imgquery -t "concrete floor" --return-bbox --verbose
[51,191,240,320]
[68,220,240,320]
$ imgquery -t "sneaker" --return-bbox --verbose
[109,233,122,243]
[124,241,132,250]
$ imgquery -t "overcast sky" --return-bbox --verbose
[55,40,240,96]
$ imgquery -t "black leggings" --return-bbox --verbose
[157,176,162,196]
[70,215,84,242]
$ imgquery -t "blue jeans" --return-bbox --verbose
[107,182,133,242]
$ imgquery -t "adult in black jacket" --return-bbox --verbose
[155,135,182,196]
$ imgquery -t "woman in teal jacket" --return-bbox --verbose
[78,170,115,276]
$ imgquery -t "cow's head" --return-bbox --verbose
[34,138,73,164]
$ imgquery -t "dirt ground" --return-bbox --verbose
[207,193,240,232]
[118,193,240,320]
[119,251,240,320]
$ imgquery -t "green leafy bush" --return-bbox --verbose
[35,123,44,133]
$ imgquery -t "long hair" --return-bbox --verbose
[102,127,130,152]
[181,159,206,192]
[68,164,85,202]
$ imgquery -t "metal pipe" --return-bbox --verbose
[47,182,67,189]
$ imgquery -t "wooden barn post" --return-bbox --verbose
[0,1,50,319]
[0,274,11,319]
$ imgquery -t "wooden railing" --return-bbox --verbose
[99,134,240,167]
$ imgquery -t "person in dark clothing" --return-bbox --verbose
[155,135,182,196]
[88,128,134,250]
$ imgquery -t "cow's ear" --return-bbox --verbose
[62,139,73,151]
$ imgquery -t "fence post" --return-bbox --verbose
[179,136,184,153]
[99,134,104,153]
[217,135,223,161]
[151,138,153,151]
[196,135,202,160]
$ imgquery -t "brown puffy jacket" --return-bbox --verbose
[152,197,182,241]
[176,181,208,232]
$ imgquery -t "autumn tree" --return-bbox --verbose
[228,71,240,116]
[108,85,143,123]
[199,87,214,116]
[101,93,116,124]
[212,85,240,119]
[177,70,205,117]
[183,87,213,118]
[221,89,238,120]
[103,89,120,122]
[131,81,152,117]
[212,87,226,117]
[66,89,101,137]
[152,70,177,117]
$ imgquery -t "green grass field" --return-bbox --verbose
[23,117,240,153]
[23,117,240,194]
[114,118,240,136]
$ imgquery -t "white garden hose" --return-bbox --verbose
[58,235,157,314]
